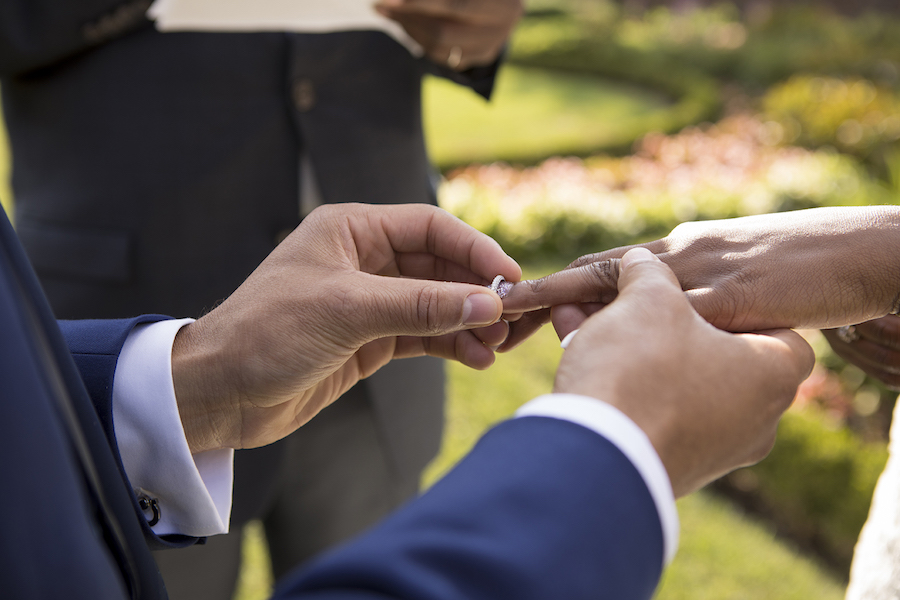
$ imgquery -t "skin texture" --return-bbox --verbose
[501,206,900,350]
[171,204,521,454]
[823,315,900,390]
[373,0,524,71]
[554,249,815,498]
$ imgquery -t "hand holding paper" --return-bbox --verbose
[374,0,523,70]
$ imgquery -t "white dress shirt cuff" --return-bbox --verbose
[112,318,234,537]
[516,393,679,566]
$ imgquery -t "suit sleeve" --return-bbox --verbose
[0,0,152,75]
[60,316,202,550]
[276,417,665,600]
[423,53,503,100]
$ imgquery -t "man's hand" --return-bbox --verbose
[172,204,520,454]
[823,315,900,390]
[374,0,523,71]
[554,249,815,497]
[501,206,900,349]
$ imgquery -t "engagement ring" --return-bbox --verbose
[488,275,513,299]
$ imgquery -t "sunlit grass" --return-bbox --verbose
[423,65,671,168]
[0,100,11,217]
[233,522,273,600]
[659,493,844,600]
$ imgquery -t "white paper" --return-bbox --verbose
[147,0,422,54]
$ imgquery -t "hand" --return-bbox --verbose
[172,203,520,454]
[823,315,900,390]
[553,248,815,497]
[374,0,523,71]
[501,206,900,348]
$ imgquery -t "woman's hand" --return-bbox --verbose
[823,315,900,390]
[500,206,900,350]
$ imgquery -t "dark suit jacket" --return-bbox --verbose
[0,202,667,600]
[0,1,498,523]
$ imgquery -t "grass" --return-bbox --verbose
[0,104,11,217]
[423,65,672,168]
[659,493,844,600]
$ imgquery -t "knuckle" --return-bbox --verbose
[567,253,603,269]
[416,285,446,335]
[586,260,618,285]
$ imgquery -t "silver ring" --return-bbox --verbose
[448,46,462,69]
[836,325,860,344]
[488,275,512,299]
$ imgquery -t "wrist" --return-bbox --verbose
[846,206,900,320]
[171,318,239,454]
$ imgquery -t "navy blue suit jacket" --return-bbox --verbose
[0,200,665,598]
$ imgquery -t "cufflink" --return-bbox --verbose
[136,490,161,526]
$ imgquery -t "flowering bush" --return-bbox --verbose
[439,114,892,260]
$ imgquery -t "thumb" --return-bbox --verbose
[359,276,503,339]
[615,247,684,302]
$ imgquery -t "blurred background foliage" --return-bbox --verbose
[2,1,900,599]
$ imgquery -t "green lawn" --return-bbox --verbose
[423,65,672,168]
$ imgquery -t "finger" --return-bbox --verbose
[614,248,685,308]
[395,252,505,286]
[823,329,900,377]
[743,329,817,383]
[379,12,505,69]
[498,308,550,352]
[501,260,621,313]
[854,315,900,350]
[551,304,591,341]
[353,276,503,341]
[394,330,497,370]
[565,239,668,270]
[865,370,900,391]
[427,26,507,68]
[472,319,509,347]
[499,248,686,352]
[356,204,521,284]
[826,336,900,389]
[374,0,520,24]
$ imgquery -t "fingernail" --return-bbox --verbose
[463,294,500,326]
[621,247,659,268]
[560,329,580,349]
[375,0,402,7]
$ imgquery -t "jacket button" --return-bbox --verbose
[292,79,316,112]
